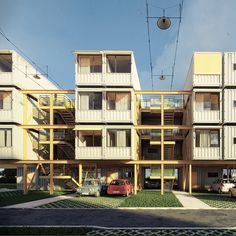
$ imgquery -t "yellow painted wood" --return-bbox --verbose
[189,164,192,195]
[134,164,137,195]
[19,124,75,129]
[79,164,83,185]
[161,164,164,195]
[73,127,102,131]
[39,175,71,179]
[22,90,75,94]
[149,176,175,179]
[23,164,27,195]
[135,90,192,95]
[194,52,222,75]
[150,141,175,145]
[135,125,192,130]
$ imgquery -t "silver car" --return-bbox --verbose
[76,179,101,197]
[229,186,236,198]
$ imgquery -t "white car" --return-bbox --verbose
[229,186,236,198]
[211,178,235,193]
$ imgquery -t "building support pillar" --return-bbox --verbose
[23,164,28,195]
[79,164,83,185]
[49,94,54,195]
[183,164,186,191]
[134,164,138,195]
[161,95,164,195]
[189,164,192,195]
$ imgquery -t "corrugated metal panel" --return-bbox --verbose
[76,147,102,160]
[224,52,236,86]
[105,147,131,160]
[76,110,103,122]
[193,110,221,123]
[105,110,132,122]
[193,75,221,87]
[224,126,236,160]
[224,89,236,123]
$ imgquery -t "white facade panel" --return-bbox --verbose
[224,126,236,160]
[193,75,221,87]
[193,147,220,160]
[76,147,102,160]
[224,52,236,86]
[103,73,132,86]
[76,110,103,122]
[77,73,102,85]
[105,110,132,123]
[193,110,221,123]
[224,89,236,123]
[105,147,131,160]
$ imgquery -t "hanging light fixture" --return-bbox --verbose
[157,10,171,30]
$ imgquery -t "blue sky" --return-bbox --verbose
[0,0,236,90]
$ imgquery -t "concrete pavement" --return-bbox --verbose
[173,191,212,209]
[4,193,77,208]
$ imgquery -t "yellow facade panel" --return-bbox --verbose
[194,52,222,75]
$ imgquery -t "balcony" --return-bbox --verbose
[105,147,132,160]
[0,147,13,159]
[193,110,221,123]
[193,75,221,87]
[76,147,102,159]
[193,147,220,160]
[105,110,132,122]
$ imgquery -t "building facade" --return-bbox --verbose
[0,50,236,195]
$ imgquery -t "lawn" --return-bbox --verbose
[0,190,68,207]
[37,190,182,208]
[37,195,125,208]
[120,190,182,207]
[193,192,236,208]
[0,183,16,189]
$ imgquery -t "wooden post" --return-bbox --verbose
[134,164,138,195]
[183,165,186,191]
[189,164,192,195]
[161,95,164,195]
[23,164,27,194]
[79,164,83,185]
[49,94,54,195]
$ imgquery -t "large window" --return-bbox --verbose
[195,130,219,148]
[78,131,102,147]
[195,93,219,111]
[79,92,102,110]
[0,91,12,110]
[107,129,131,147]
[77,55,102,73]
[106,92,131,110]
[0,54,12,72]
[107,55,131,73]
[0,129,12,147]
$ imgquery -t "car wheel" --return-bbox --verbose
[94,191,100,197]
[218,188,222,194]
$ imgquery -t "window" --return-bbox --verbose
[106,92,131,110]
[195,130,219,148]
[79,92,102,110]
[78,131,102,147]
[0,54,12,72]
[107,55,131,73]
[233,101,236,107]
[233,137,236,144]
[233,63,236,70]
[0,129,12,147]
[195,93,219,111]
[77,55,102,73]
[0,92,12,110]
[107,129,131,147]
[208,172,219,178]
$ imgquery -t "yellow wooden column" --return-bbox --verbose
[49,94,54,195]
[134,164,138,195]
[183,165,186,191]
[189,164,192,195]
[23,94,28,194]
[78,164,83,185]
[161,95,164,195]
[23,164,27,194]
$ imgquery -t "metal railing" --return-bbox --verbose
[39,95,75,109]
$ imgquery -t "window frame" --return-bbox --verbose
[107,129,131,147]
[0,128,12,147]
[77,55,102,74]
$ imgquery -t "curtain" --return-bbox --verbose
[117,130,126,147]
[0,130,4,147]
[80,94,89,110]
[195,93,204,111]
[200,131,209,147]
[6,129,11,147]
[116,93,130,110]
[3,92,12,110]
[79,57,90,74]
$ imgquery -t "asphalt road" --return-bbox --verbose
[0,209,236,228]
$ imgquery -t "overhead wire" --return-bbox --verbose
[170,0,184,90]
[0,27,63,89]
[145,0,154,89]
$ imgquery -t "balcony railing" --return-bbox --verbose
[39,95,75,109]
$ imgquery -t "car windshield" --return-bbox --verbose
[110,180,125,186]
[83,180,99,186]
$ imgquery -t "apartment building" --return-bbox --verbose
[74,51,141,185]
[0,50,236,195]
[184,52,236,190]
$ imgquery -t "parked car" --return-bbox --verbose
[229,186,236,198]
[107,179,133,196]
[144,178,160,189]
[76,179,101,197]
[210,178,235,193]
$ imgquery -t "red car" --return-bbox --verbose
[107,179,133,196]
